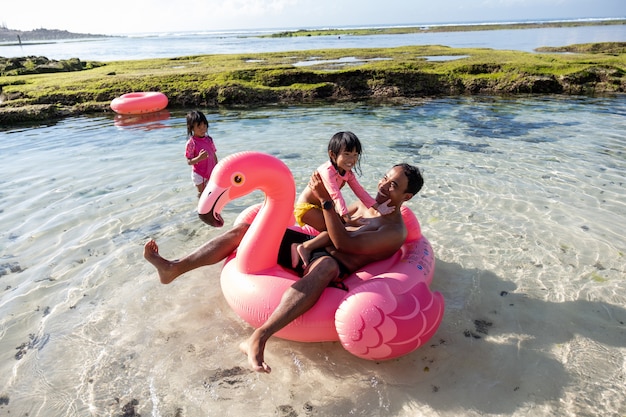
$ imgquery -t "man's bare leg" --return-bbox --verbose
[143,223,249,284]
[239,256,339,373]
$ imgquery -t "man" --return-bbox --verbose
[144,163,423,373]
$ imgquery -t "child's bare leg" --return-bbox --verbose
[300,208,326,232]
[196,183,205,198]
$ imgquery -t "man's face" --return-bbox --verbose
[376,166,410,205]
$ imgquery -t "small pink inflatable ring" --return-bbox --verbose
[110,92,168,115]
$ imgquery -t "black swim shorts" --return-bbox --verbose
[277,228,314,276]
[276,228,350,284]
[308,248,350,279]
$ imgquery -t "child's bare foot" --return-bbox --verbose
[239,335,271,373]
[296,244,311,269]
[290,243,300,268]
[290,243,311,269]
[143,240,179,284]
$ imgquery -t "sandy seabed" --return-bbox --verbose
[0,97,624,416]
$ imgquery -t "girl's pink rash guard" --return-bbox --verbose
[317,160,376,216]
[185,135,217,179]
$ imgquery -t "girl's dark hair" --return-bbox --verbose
[328,131,363,176]
[186,110,209,136]
[394,163,424,195]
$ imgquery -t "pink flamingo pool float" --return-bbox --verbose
[198,151,444,360]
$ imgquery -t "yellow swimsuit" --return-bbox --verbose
[293,202,320,226]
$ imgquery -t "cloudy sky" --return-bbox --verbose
[2,0,624,35]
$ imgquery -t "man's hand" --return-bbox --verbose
[375,199,395,215]
[344,215,369,228]
[308,171,330,201]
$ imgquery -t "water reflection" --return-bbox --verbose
[113,110,171,130]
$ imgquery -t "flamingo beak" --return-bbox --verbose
[198,211,224,227]
[198,186,228,227]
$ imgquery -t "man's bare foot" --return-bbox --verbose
[143,240,179,284]
[239,335,271,374]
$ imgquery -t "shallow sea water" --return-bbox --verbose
[0,96,625,416]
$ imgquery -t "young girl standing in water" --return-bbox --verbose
[185,110,218,197]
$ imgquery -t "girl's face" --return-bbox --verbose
[192,122,208,137]
[331,147,359,174]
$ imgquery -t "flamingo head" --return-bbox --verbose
[197,151,295,227]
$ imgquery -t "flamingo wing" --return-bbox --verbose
[335,279,444,361]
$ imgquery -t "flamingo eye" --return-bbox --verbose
[231,172,245,186]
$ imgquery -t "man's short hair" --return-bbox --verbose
[394,163,423,195]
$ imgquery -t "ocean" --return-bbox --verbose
[0,21,624,61]
[0,22,625,417]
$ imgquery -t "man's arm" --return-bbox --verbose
[309,172,403,255]
[317,162,349,216]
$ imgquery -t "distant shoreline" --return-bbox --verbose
[0,27,112,43]
[1,18,624,43]
[261,19,626,38]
